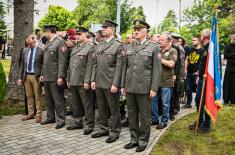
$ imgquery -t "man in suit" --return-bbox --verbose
[66,27,95,135]
[18,35,44,123]
[40,25,68,129]
[91,20,125,143]
[121,19,161,152]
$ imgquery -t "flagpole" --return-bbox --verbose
[195,78,206,134]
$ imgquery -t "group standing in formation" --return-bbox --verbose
[17,18,235,152]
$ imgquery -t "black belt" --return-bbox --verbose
[26,73,35,75]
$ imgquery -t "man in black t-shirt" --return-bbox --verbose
[183,36,202,108]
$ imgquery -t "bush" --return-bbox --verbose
[0,61,6,103]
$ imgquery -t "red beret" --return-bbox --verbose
[68,35,77,41]
[67,28,76,36]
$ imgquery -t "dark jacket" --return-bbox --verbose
[18,46,44,81]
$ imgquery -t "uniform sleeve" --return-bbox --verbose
[121,47,127,88]
[91,47,97,82]
[84,45,95,84]
[151,46,161,92]
[57,40,68,79]
[112,43,126,87]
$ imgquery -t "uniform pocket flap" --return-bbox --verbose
[141,51,152,56]
[126,51,133,55]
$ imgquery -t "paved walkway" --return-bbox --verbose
[0,107,195,155]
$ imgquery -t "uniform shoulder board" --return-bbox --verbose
[115,39,123,43]
[57,36,63,40]
[149,40,158,45]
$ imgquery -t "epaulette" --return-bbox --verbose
[149,40,158,45]
[115,39,123,43]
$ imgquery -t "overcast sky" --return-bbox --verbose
[5,0,195,31]
[34,0,194,27]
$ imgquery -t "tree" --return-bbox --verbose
[7,0,34,102]
[0,1,7,32]
[180,0,233,49]
[73,0,146,34]
[158,10,178,33]
[38,5,77,31]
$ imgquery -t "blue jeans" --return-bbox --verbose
[186,73,197,106]
[151,87,173,125]
[195,78,211,127]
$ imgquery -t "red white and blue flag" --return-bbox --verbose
[205,14,223,123]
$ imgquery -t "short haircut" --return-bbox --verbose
[161,33,172,42]
[201,29,211,39]
[35,29,40,34]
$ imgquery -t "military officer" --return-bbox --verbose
[121,19,161,152]
[40,25,68,129]
[66,27,95,135]
[91,20,125,143]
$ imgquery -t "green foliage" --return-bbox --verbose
[73,0,145,34]
[158,10,178,33]
[38,5,77,31]
[180,0,233,49]
[0,61,6,103]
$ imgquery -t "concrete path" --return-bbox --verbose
[0,107,195,155]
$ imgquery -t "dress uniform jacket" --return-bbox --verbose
[67,43,94,86]
[121,40,161,93]
[42,36,68,81]
[91,37,125,88]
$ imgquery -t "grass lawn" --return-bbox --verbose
[151,105,235,155]
[1,59,11,77]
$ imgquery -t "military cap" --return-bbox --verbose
[43,25,58,31]
[67,28,76,36]
[133,19,150,29]
[171,33,182,39]
[68,35,77,41]
[101,20,118,28]
[76,26,89,33]
[87,31,96,38]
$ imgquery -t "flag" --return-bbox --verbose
[205,13,223,123]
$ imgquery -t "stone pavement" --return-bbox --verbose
[0,107,195,155]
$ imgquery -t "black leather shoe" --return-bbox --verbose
[156,123,167,130]
[124,142,138,149]
[91,131,109,138]
[55,123,65,129]
[66,124,83,130]
[199,126,211,133]
[40,120,55,125]
[106,136,119,143]
[151,121,159,125]
[83,130,93,135]
[170,115,175,121]
[136,145,146,152]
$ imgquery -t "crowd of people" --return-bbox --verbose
[16,18,235,152]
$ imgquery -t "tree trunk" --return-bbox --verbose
[7,0,34,103]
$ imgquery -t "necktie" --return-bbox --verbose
[28,48,34,72]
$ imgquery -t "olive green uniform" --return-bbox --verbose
[121,40,161,146]
[91,37,124,138]
[67,42,95,131]
[42,36,68,125]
